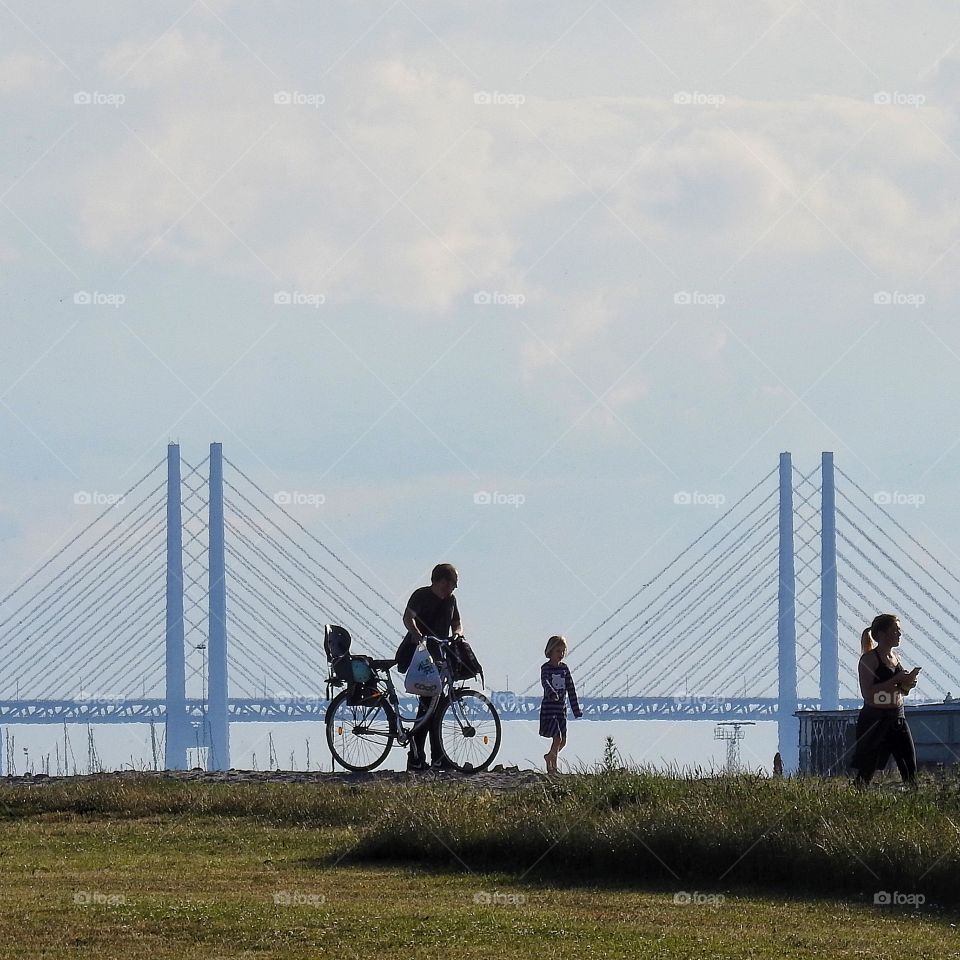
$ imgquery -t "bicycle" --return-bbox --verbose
[323,627,502,773]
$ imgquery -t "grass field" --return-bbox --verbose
[1,773,958,959]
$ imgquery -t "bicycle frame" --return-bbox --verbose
[333,643,457,750]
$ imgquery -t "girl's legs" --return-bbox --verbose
[544,735,561,773]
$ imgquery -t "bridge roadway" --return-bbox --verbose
[0,695,863,724]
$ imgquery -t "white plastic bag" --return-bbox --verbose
[404,640,442,696]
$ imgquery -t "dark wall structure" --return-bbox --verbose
[797,703,960,776]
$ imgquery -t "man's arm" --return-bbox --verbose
[451,597,462,637]
[402,608,423,639]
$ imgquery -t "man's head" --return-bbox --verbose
[430,563,459,598]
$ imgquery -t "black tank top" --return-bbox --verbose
[873,651,903,683]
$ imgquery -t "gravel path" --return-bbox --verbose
[0,765,548,792]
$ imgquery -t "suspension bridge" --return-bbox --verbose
[0,446,957,774]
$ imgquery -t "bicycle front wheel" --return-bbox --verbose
[436,689,501,772]
[326,690,395,771]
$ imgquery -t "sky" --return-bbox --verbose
[3,1,960,772]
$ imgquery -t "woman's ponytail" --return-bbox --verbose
[861,627,875,654]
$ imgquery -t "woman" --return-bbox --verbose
[851,613,921,787]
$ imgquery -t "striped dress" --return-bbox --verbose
[539,661,582,738]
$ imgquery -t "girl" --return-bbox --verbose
[851,613,921,787]
[540,635,582,773]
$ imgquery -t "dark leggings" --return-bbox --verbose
[410,694,446,762]
[853,708,917,784]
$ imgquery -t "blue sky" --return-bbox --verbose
[3,1,960,768]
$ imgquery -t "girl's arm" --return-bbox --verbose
[541,665,557,699]
[566,667,582,717]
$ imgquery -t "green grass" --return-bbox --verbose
[351,770,960,907]
[0,773,958,958]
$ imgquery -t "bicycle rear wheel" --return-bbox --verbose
[326,690,395,771]
[436,689,501,772]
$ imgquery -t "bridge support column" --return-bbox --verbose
[164,443,191,770]
[207,442,230,771]
[777,452,800,772]
[819,452,839,710]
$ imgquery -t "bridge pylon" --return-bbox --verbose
[164,443,191,769]
[777,452,800,772]
[207,442,230,771]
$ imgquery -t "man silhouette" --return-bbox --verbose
[397,563,461,770]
